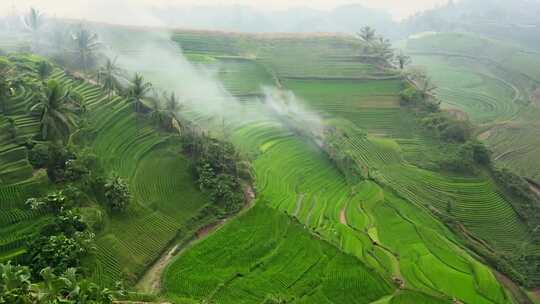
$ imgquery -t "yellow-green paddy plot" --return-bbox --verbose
[105,29,521,301]
[282,78,413,137]
[164,203,395,304]
[232,121,513,304]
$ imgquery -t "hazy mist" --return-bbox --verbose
[0,0,450,32]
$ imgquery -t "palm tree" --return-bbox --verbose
[48,25,71,64]
[30,80,80,141]
[371,37,394,67]
[72,27,102,71]
[36,61,53,82]
[395,51,411,70]
[148,90,166,127]
[97,57,123,101]
[164,91,181,115]
[358,26,376,43]
[23,8,43,51]
[163,91,183,129]
[410,71,438,109]
[127,73,152,114]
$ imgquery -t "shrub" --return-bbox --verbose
[468,141,492,165]
[45,143,74,182]
[421,112,472,143]
[25,190,70,214]
[400,86,422,106]
[197,162,216,191]
[77,206,105,232]
[211,174,244,214]
[323,128,368,184]
[40,210,88,237]
[0,262,34,303]
[439,150,474,174]
[1,262,119,304]
[64,155,93,181]
[437,141,491,174]
[236,160,255,182]
[27,142,50,168]
[26,231,94,277]
[440,123,470,142]
[104,175,131,213]
[492,168,534,201]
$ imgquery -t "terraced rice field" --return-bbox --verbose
[478,103,540,181]
[406,32,540,181]
[165,204,451,304]
[47,72,211,285]
[410,55,519,124]
[0,83,41,184]
[406,32,540,83]
[247,124,511,303]
[0,57,53,263]
[173,31,398,79]
[282,78,413,137]
[144,32,525,302]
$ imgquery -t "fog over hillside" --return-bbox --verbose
[146,4,394,34]
[0,1,450,37]
[401,0,540,47]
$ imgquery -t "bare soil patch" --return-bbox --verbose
[527,178,540,199]
[136,245,179,294]
[477,130,492,141]
[339,208,348,225]
[196,221,223,239]
[533,88,540,107]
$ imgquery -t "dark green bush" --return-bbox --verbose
[27,142,50,168]
[399,86,422,106]
[104,175,131,213]
[25,191,70,214]
[26,231,94,277]
[40,210,87,237]
[45,144,74,182]
[421,112,472,143]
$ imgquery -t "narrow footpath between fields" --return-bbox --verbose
[136,184,256,294]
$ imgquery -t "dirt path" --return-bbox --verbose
[136,185,256,294]
[477,129,492,141]
[531,185,540,198]
[339,207,348,225]
[72,71,99,85]
[527,179,540,199]
[136,244,179,294]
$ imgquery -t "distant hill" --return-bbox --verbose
[401,0,540,49]
[147,4,395,36]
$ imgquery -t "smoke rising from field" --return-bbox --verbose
[2,4,328,137]
[101,31,241,120]
[261,86,325,138]
[101,27,327,136]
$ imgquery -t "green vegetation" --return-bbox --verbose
[103,175,130,213]
[0,41,247,295]
[3,9,540,304]
[405,32,540,181]
[0,262,123,304]
[158,29,522,303]
[165,204,394,304]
